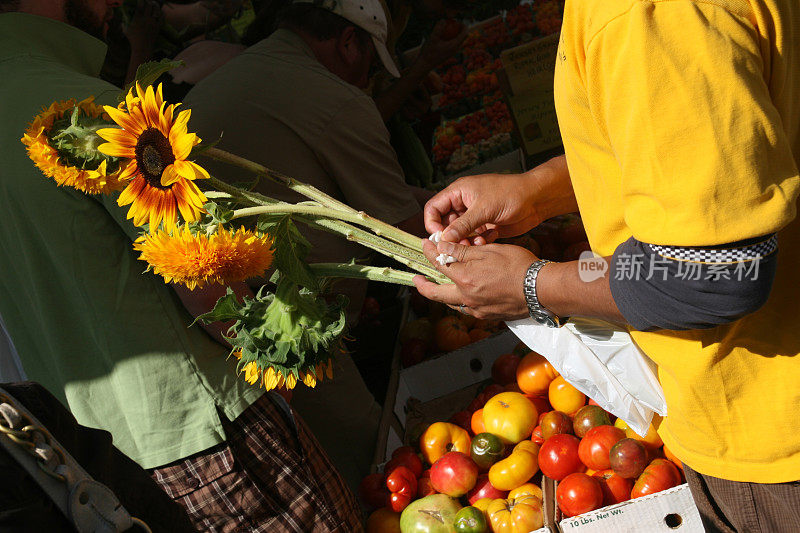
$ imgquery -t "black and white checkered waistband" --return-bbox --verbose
[648,235,778,264]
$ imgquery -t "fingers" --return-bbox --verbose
[423,188,465,235]
[413,275,464,306]
[441,209,483,243]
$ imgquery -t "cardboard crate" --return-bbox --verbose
[554,483,703,533]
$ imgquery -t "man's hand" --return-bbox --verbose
[418,19,469,70]
[413,239,536,320]
[125,0,162,53]
[425,172,545,245]
[425,155,578,245]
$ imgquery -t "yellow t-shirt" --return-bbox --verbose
[555,0,800,482]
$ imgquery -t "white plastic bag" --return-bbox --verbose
[505,317,667,436]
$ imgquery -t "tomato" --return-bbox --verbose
[401,339,428,367]
[663,444,684,472]
[400,494,462,533]
[454,506,488,533]
[469,328,492,343]
[366,507,401,533]
[614,416,664,450]
[482,392,538,444]
[572,405,611,438]
[487,494,544,533]
[359,472,389,509]
[400,318,434,348]
[430,452,478,498]
[592,470,633,506]
[471,409,486,435]
[578,426,625,471]
[631,459,682,498]
[449,410,473,434]
[527,395,551,416]
[481,384,506,401]
[435,316,471,352]
[386,447,423,478]
[470,432,506,472]
[540,411,573,440]
[417,470,437,498]
[466,474,507,505]
[538,434,583,481]
[531,425,544,445]
[512,341,531,357]
[420,422,471,465]
[492,353,521,386]
[488,441,540,491]
[508,483,542,501]
[556,473,604,518]
[548,376,586,415]
[609,438,648,479]
[516,351,559,396]
[386,466,417,512]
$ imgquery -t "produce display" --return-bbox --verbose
[428,1,565,174]
[362,342,684,532]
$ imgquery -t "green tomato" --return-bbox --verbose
[470,433,506,471]
[400,494,462,533]
[453,506,488,533]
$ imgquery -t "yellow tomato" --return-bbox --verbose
[419,422,471,464]
[488,442,540,491]
[615,415,664,449]
[516,351,560,396]
[366,508,401,533]
[482,392,538,444]
[487,494,544,533]
[508,483,542,501]
[548,376,586,415]
[472,497,493,521]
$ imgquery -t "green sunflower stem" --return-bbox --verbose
[202,147,423,253]
[309,264,425,286]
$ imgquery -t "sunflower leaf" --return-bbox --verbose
[203,202,235,225]
[119,59,185,102]
[193,288,242,326]
[258,214,318,292]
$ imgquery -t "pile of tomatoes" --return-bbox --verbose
[362,343,684,532]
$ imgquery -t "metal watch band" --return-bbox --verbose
[523,260,566,328]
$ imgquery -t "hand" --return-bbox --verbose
[413,239,538,320]
[418,19,469,70]
[125,0,163,53]
[424,172,544,245]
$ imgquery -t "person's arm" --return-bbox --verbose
[124,0,163,85]
[374,20,467,121]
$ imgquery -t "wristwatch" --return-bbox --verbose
[523,260,567,328]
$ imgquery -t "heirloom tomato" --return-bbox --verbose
[556,473,604,517]
[609,438,648,479]
[454,506,488,533]
[578,425,625,471]
[615,416,664,449]
[508,483,542,501]
[399,494,462,533]
[482,392,538,444]
[488,441,540,491]
[366,508,401,533]
[435,316,471,352]
[467,474,507,505]
[492,353,521,385]
[663,444,684,471]
[470,432,506,472]
[430,451,478,497]
[420,422,471,464]
[538,434,583,481]
[471,409,486,435]
[487,494,544,533]
[386,465,417,512]
[359,472,389,509]
[572,405,612,438]
[631,459,681,498]
[548,376,586,415]
[516,351,559,396]
[386,446,423,478]
[540,411,573,440]
[592,470,633,505]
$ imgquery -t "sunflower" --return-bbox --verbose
[233,351,334,391]
[98,83,209,232]
[21,97,126,195]
[134,225,274,290]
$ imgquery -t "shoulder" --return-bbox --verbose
[567,0,755,46]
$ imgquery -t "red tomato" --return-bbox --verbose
[481,384,506,401]
[492,353,521,386]
[578,426,626,471]
[631,459,682,498]
[385,447,423,478]
[556,473,604,518]
[359,472,389,509]
[538,434,583,481]
[531,425,544,445]
[592,470,633,506]
[527,395,552,416]
[449,410,473,434]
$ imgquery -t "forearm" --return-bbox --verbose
[374,59,433,122]
[536,258,626,324]
[527,155,579,222]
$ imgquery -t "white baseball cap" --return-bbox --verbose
[292,0,401,78]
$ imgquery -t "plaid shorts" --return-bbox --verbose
[149,393,364,532]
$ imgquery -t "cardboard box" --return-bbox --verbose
[501,33,560,96]
[555,483,704,533]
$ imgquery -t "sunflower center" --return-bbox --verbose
[135,128,175,188]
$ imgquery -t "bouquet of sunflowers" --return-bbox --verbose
[22,78,448,393]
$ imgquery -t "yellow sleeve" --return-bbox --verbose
[585,1,799,246]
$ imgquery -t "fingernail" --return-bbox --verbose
[442,229,456,241]
[437,241,456,255]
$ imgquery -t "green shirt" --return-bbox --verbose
[0,13,262,469]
